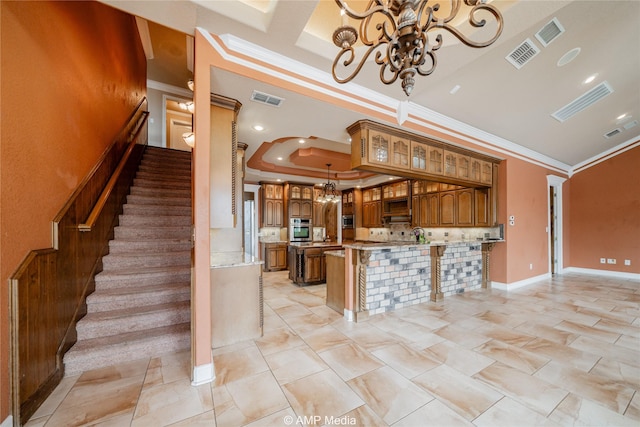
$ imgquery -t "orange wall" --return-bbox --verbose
[0,1,146,421]
[567,145,640,273]
[492,157,564,284]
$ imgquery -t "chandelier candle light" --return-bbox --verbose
[332,0,504,96]
[317,164,341,204]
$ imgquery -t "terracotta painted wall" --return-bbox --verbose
[0,1,146,421]
[495,157,565,284]
[567,145,640,274]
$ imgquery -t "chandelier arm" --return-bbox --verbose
[379,59,400,85]
[335,0,396,46]
[416,1,435,30]
[332,43,387,84]
[433,4,504,48]
[415,50,437,76]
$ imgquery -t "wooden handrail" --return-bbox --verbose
[78,111,149,232]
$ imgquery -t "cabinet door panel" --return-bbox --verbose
[474,188,490,226]
[368,131,390,165]
[428,194,440,226]
[428,146,443,175]
[419,195,429,227]
[264,200,274,226]
[301,201,313,219]
[440,192,455,226]
[290,200,301,218]
[456,189,474,226]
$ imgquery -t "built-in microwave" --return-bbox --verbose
[290,218,312,242]
[342,215,354,229]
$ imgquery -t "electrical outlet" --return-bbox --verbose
[625,259,631,266]
[607,258,616,264]
[600,258,606,264]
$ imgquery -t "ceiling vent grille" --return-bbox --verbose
[623,120,638,130]
[250,90,284,107]
[552,81,614,122]
[604,128,622,139]
[505,38,540,69]
[535,18,565,47]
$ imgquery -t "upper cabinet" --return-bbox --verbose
[288,183,313,220]
[260,182,284,228]
[348,120,500,187]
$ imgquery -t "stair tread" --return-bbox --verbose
[66,322,190,353]
[96,264,190,277]
[89,282,190,298]
[81,300,191,322]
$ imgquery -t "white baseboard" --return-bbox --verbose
[563,267,640,281]
[1,415,13,427]
[492,273,551,291]
[191,362,214,386]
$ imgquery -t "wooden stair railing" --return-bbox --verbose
[9,97,148,426]
[77,111,148,232]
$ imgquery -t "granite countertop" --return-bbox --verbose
[288,242,343,248]
[343,239,504,250]
[324,250,345,257]
[210,251,264,268]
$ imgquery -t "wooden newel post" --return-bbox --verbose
[430,245,446,302]
[481,242,496,289]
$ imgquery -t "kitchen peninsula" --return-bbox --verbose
[339,238,502,321]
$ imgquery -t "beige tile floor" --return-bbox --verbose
[26,271,640,427]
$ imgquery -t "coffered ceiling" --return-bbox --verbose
[103,0,640,188]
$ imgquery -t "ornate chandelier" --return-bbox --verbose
[317,164,340,204]
[331,0,504,96]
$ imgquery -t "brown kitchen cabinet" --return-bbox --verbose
[261,182,284,227]
[289,183,313,220]
[474,188,491,226]
[362,187,382,228]
[263,242,287,272]
[288,244,342,285]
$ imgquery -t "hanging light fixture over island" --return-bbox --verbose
[331,0,504,96]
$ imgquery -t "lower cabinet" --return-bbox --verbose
[288,244,342,285]
[304,248,325,283]
[263,243,287,272]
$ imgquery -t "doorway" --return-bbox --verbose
[547,175,566,276]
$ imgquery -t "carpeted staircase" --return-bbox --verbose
[64,146,192,376]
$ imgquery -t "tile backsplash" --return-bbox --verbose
[258,227,287,242]
[356,224,502,243]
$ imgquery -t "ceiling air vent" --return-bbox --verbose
[623,120,638,130]
[552,81,614,122]
[250,90,284,107]
[535,17,565,47]
[604,128,622,139]
[505,38,540,69]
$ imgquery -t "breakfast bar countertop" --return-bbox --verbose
[210,251,264,269]
[342,239,504,250]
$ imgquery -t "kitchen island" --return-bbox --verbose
[288,242,343,285]
[342,240,502,320]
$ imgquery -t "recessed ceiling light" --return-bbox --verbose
[298,139,305,144]
[253,124,264,131]
[583,74,598,84]
[277,156,283,161]
[449,84,461,94]
[616,113,627,121]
